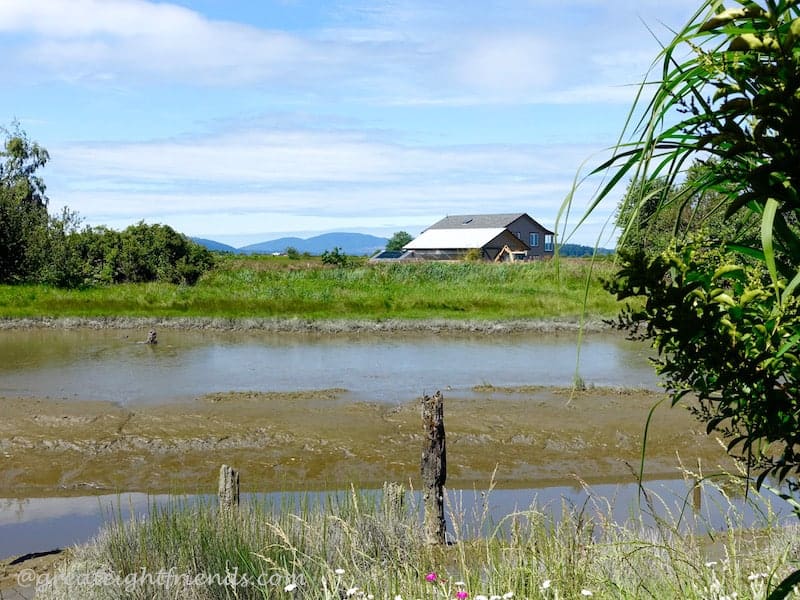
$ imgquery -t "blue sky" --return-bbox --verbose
[0,0,699,247]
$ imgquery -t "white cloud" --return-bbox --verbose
[44,124,616,246]
[51,128,588,187]
[5,0,708,247]
[453,34,558,93]
[0,0,707,103]
[1,0,332,85]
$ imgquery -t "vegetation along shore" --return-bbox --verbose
[0,255,624,324]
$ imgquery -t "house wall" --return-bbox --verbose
[408,231,527,261]
[409,249,469,260]
[483,230,529,260]
[507,215,554,257]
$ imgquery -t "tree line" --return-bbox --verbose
[0,124,214,287]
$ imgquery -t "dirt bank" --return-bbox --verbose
[0,316,610,334]
[0,387,731,497]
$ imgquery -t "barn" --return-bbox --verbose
[403,213,554,261]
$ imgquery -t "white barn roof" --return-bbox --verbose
[404,228,508,250]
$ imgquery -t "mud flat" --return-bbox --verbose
[0,316,610,334]
[0,387,731,497]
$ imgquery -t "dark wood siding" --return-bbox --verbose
[507,215,554,258]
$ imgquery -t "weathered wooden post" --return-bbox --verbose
[692,480,702,511]
[218,464,239,514]
[421,391,446,545]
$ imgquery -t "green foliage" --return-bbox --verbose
[38,208,86,287]
[285,246,300,259]
[0,124,214,287]
[608,242,800,487]
[577,0,800,498]
[0,123,51,283]
[464,247,483,261]
[386,230,413,251]
[0,258,623,321]
[616,161,758,257]
[0,121,49,209]
[74,222,215,286]
[320,246,351,267]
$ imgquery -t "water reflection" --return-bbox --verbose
[0,329,657,405]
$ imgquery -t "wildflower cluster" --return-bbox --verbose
[539,577,593,599]
[416,571,514,600]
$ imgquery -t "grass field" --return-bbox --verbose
[0,255,625,321]
[35,480,799,599]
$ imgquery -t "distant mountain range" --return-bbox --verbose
[192,232,389,256]
[191,234,614,257]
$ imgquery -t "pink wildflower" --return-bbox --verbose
[425,573,438,583]
[456,592,468,600]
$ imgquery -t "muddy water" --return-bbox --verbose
[1,327,700,564]
[0,329,655,404]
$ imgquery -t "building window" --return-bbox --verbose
[514,231,522,240]
[544,234,554,252]
[529,232,539,248]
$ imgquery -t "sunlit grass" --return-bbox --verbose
[36,477,800,600]
[0,257,626,321]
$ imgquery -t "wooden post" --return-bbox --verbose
[421,391,446,545]
[218,464,239,514]
[693,479,702,511]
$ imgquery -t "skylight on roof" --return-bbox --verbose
[462,217,473,224]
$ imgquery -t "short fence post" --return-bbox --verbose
[421,391,446,545]
[218,464,239,514]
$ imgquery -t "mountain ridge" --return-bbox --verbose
[192,232,389,256]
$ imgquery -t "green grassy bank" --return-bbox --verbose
[0,256,623,322]
[35,481,798,600]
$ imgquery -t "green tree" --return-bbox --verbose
[573,0,800,502]
[321,246,350,267]
[116,222,214,285]
[386,231,413,251]
[69,222,213,286]
[0,124,51,282]
[616,160,758,257]
[38,208,85,287]
[0,124,214,287]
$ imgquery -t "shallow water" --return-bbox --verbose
[0,328,668,560]
[0,480,788,559]
[0,329,656,405]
